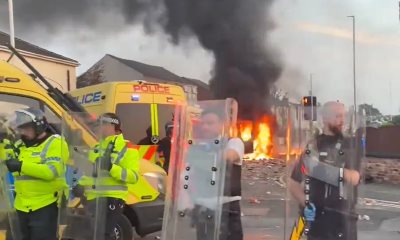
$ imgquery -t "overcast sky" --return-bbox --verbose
[1,0,399,114]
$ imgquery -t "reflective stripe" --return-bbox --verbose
[84,185,128,191]
[154,104,159,135]
[114,146,127,165]
[151,104,156,136]
[143,146,157,161]
[133,170,139,182]
[48,165,59,177]
[43,157,61,162]
[15,175,63,181]
[15,175,37,181]
[98,171,111,177]
[40,135,59,161]
[121,169,127,182]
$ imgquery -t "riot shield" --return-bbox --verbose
[0,113,21,240]
[60,112,109,240]
[161,99,238,240]
[285,100,365,240]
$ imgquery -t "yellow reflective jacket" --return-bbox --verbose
[14,134,68,212]
[80,134,140,201]
[0,139,15,160]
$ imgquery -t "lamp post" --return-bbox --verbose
[8,0,15,47]
[347,15,357,120]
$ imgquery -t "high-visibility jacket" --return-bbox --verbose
[0,139,25,187]
[0,139,15,198]
[14,134,68,212]
[79,134,139,201]
[0,139,14,160]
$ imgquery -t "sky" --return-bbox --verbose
[0,0,399,114]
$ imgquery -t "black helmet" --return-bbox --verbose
[14,108,48,135]
[98,113,121,131]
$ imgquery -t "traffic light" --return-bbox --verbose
[302,96,317,107]
[302,96,317,121]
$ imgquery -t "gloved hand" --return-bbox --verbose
[6,159,22,173]
[303,203,316,222]
[107,160,113,171]
[101,158,113,171]
[72,184,85,198]
[97,155,113,172]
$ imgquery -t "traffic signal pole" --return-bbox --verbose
[309,74,313,138]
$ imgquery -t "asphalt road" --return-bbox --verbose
[138,178,400,240]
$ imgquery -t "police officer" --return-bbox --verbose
[158,121,173,173]
[77,112,140,238]
[138,126,154,145]
[5,108,68,240]
[288,102,361,240]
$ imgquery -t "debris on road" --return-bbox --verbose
[243,158,286,185]
[358,215,370,221]
[249,197,261,204]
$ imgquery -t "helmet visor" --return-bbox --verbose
[14,110,35,129]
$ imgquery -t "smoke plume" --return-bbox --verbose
[1,0,283,120]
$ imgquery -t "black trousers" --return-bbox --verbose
[194,201,243,240]
[308,209,358,240]
[69,197,124,240]
[17,202,58,240]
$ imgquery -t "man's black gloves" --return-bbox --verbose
[6,159,22,173]
[98,156,113,171]
[105,159,113,171]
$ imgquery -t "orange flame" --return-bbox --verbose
[240,117,274,160]
[241,126,252,142]
[253,122,272,160]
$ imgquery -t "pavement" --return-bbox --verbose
[138,159,400,240]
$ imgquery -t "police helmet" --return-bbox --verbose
[14,108,48,135]
[98,113,121,131]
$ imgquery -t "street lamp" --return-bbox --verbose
[347,15,356,120]
[8,0,15,47]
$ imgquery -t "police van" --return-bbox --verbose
[69,81,188,167]
[0,46,167,239]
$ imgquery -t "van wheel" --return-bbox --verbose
[109,214,134,240]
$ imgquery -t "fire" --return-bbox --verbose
[241,126,252,142]
[253,122,272,160]
[240,116,274,160]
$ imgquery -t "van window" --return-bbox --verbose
[157,104,175,138]
[0,94,61,132]
[116,103,151,143]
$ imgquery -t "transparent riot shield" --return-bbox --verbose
[60,112,109,240]
[161,99,238,240]
[0,113,21,240]
[285,100,365,240]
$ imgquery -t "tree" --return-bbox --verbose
[391,115,400,126]
[359,103,382,117]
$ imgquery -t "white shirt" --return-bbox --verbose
[193,138,245,209]
[226,138,245,166]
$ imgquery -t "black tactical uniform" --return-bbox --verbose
[291,133,361,240]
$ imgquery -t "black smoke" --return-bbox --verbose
[1,0,282,120]
[161,0,282,120]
